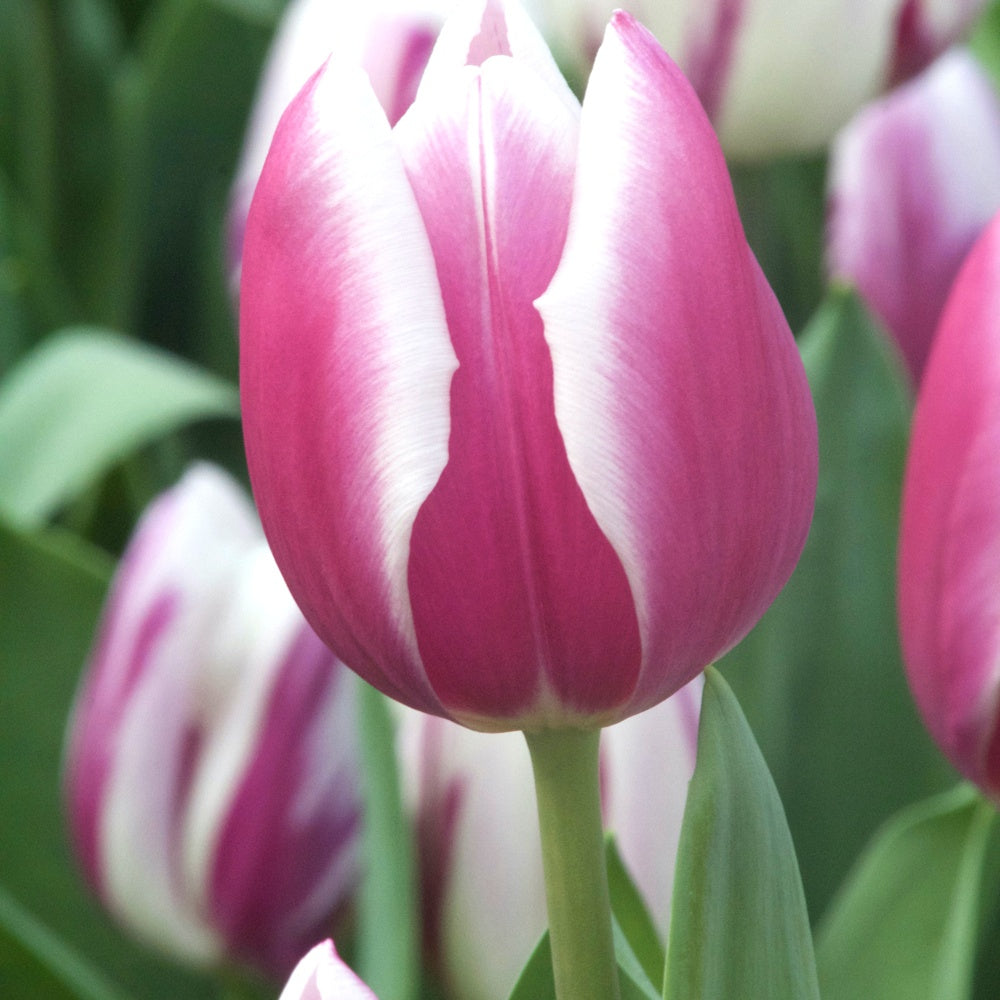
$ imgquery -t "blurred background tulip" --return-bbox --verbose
[63,464,362,980]
[239,0,817,732]
[827,48,1000,384]
[227,0,451,292]
[898,210,1000,802]
[539,0,986,159]
[279,940,378,1000]
[398,679,702,1000]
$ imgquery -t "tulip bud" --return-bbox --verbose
[63,465,362,979]
[539,0,986,159]
[279,940,378,1000]
[240,0,817,733]
[227,0,449,290]
[898,211,1000,802]
[399,679,701,1000]
[828,49,1000,384]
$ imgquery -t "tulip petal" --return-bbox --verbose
[65,467,259,964]
[280,940,378,1000]
[175,550,361,976]
[415,0,578,117]
[240,61,457,716]
[396,49,640,728]
[537,13,817,717]
[899,214,1000,797]
[827,50,1000,384]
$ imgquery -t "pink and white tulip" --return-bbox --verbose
[399,680,701,1000]
[828,49,1000,384]
[541,0,986,159]
[240,0,817,732]
[228,0,451,289]
[898,211,1000,802]
[63,465,362,979]
[279,940,378,1000]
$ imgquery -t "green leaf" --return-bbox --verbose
[0,515,218,999]
[507,932,556,1000]
[816,785,997,1000]
[0,887,130,1000]
[356,682,418,1000]
[506,918,662,1000]
[606,837,664,990]
[612,919,661,1000]
[720,288,949,918]
[0,326,239,525]
[663,667,820,1000]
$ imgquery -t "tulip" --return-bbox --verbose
[239,0,817,735]
[398,679,701,1000]
[227,0,450,289]
[279,940,378,1000]
[540,0,986,159]
[827,49,1000,384]
[63,464,362,979]
[898,211,1000,802]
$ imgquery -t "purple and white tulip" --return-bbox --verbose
[827,49,1000,384]
[63,465,362,979]
[279,940,378,1000]
[899,211,1000,802]
[240,0,817,732]
[541,0,986,159]
[227,0,451,290]
[399,680,702,1000]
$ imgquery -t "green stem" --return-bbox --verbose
[524,727,620,1000]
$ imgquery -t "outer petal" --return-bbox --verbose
[828,49,1000,384]
[227,0,446,288]
[899,212,1000,801]
[187,550,362,977]
[279,940,379,1000]
[64,466,258,964]
[395,20,640,728]
[64,467,363,976]
[537,14,817,718]
[240,60,457,717]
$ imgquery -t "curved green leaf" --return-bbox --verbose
[817,785,997,1000]
[664,668,819,1000]
[0,327,239,524]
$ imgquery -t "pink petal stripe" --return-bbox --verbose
[538,13,817,717]
[240,62,457,716]
[396,55,640,727]
[210,630,361,977]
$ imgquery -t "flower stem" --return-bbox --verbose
[523,727,620,1000]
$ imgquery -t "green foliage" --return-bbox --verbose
[721,288,950,918]
[663,668,820,1000]
[0,327,238,525]
[817,786,998,1000]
